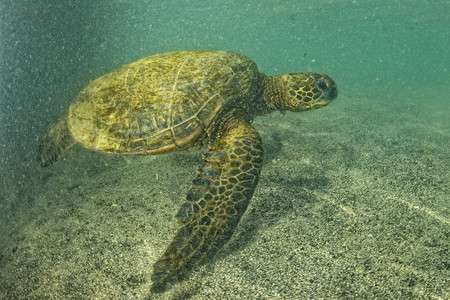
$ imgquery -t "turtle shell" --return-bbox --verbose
[68,51,260,155]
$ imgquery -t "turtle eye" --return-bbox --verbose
[316,80,327,91]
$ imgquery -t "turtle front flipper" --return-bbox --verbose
[151,118,264,292]
[37,112,76,167]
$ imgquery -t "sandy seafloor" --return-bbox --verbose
[0,85,448,299]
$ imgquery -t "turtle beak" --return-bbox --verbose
[316,76,338,104]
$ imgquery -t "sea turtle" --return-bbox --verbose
[37,51,337,292]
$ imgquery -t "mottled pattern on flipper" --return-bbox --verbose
[37,113,76,167]
[151,119,263,292]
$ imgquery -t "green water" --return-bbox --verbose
[0,1,449,298]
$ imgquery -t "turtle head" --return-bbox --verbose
[266,72,338,112]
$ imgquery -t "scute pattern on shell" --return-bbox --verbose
[68,51,259,155]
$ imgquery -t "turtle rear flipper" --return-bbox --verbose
[151,118,264,292]
[37,113,76,167]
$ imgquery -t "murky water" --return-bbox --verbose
[0,1,448,298]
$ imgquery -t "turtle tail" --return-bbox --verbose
[37,112,76,167]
